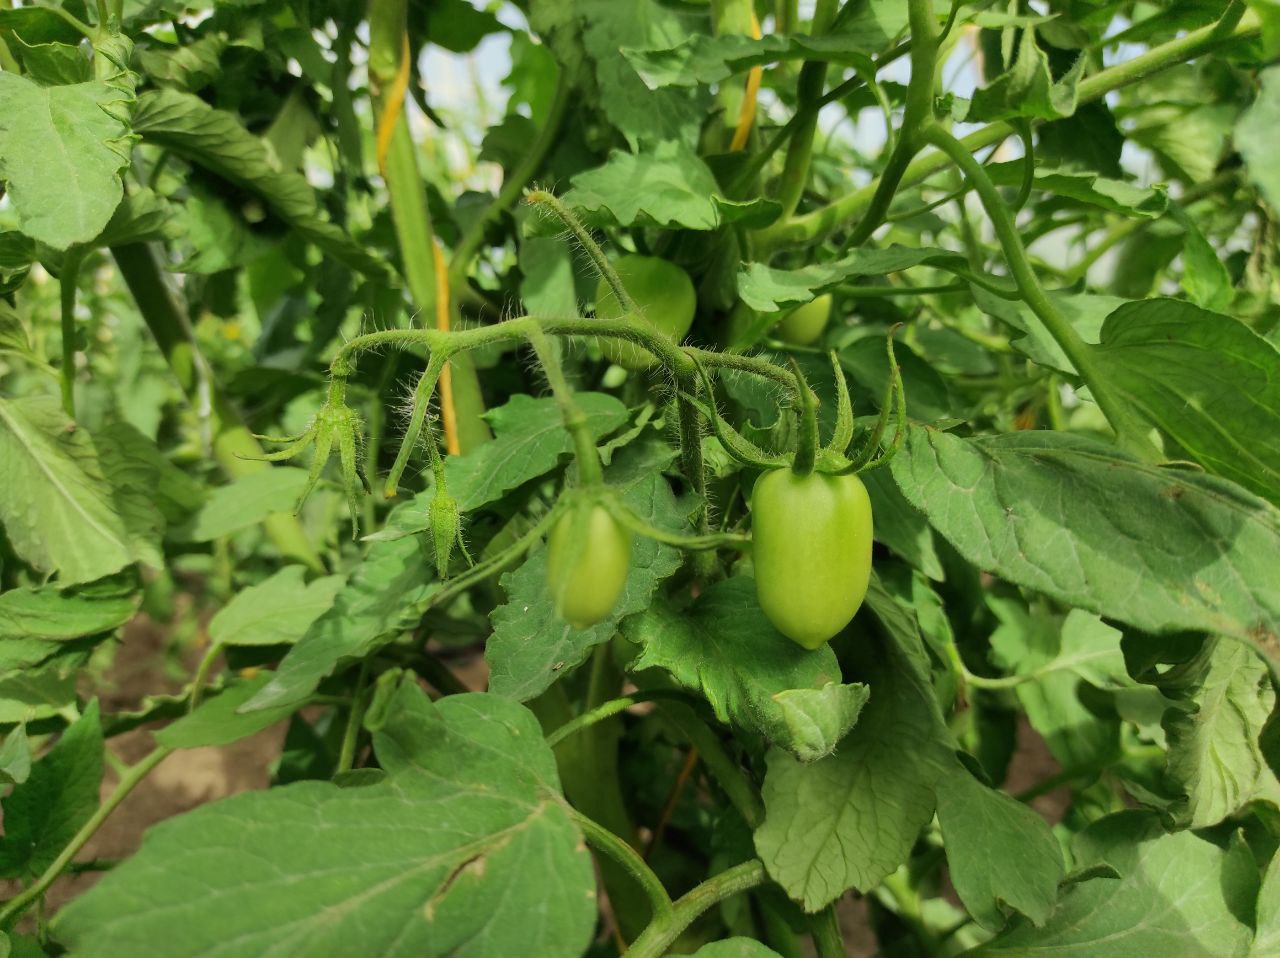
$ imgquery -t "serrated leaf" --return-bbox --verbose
[0,73,134,249]
[738,246,967,313]
[1090,298,1280,507]
[0,575,139,641]
[0,726,31,787]
[0,396,149,585]
[988,605,1126,768]
[446,393,628,513]
[209,566,344,647]
[579,0,710,149]
[566,142,780,231]
[622,33,876,88]
[130,89,387,277]
[890,426,1280,652]
[984,162,1167,218]
[955,26,1083,123]
[1236,66,1280,212]
[487,464,684,702]
[56,684,596,958]
[0,701,102,879]
[156,674,298,749]
[625,577,867,762]
[1158,639,1280,827]
[187,466,312,542]
[240,536,436,713]
[935,763,1064,930]
[971,812,1250,956]
[753,578,953,909]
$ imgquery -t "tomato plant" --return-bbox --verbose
[0,0,1279,956]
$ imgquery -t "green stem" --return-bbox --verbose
[335,659,371,775]
[58,253,83,417]
[922,124,1159,459]
[188,641,223,711]
[527,326,603,486]
[0,746,172,928]
[838,0,938,250]
[546,691,692,749]
[880,870,940,953]
[449,67,574,285]
[571,809,674,925]
[773,0,839,219]
[841,282,966,297]
[810,905,847,958]
[628,861,769,958]
[759,9,1261,249]
[655,699,764,828]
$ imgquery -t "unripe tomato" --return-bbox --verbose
[774,294,832,346]
[750,469,873,649]
[596,255,696,369]
[547,504,633,629]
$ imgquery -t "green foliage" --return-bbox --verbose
[0,0,1278,954]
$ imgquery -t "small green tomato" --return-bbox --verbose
[774,294,833,346]
[547,503,633,629]
[596,255,696,369]
[750,468,873,649]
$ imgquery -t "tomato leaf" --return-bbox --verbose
[57,684,597,958]
[890,426,1280,653]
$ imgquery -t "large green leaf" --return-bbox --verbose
[738,246,967,313]
[445,393,628,513]
[579,0,710,148]
[209,565,344,648]
[1235,65,1280,212]
[566,142,780,231]
[1157,638,1280,827]
[241,536,436,712]
[0,575,138,642]
[129,89,386,277]
[1090,298,1280,506]
[955,26,1083,123]
[935,763,1064,930]
[970,812,1251,956]
[0,701,102,879]
[0,73,133,249]
[0,397,155,585]
[753,579,953,909]
[890,427,1280,651]
[57,684,596,958]
[625,577,869,763]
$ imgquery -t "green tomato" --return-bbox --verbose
[547,503,633,629]
[596,255,696,369]
[774,294,832,346]
[749,468,873,649]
